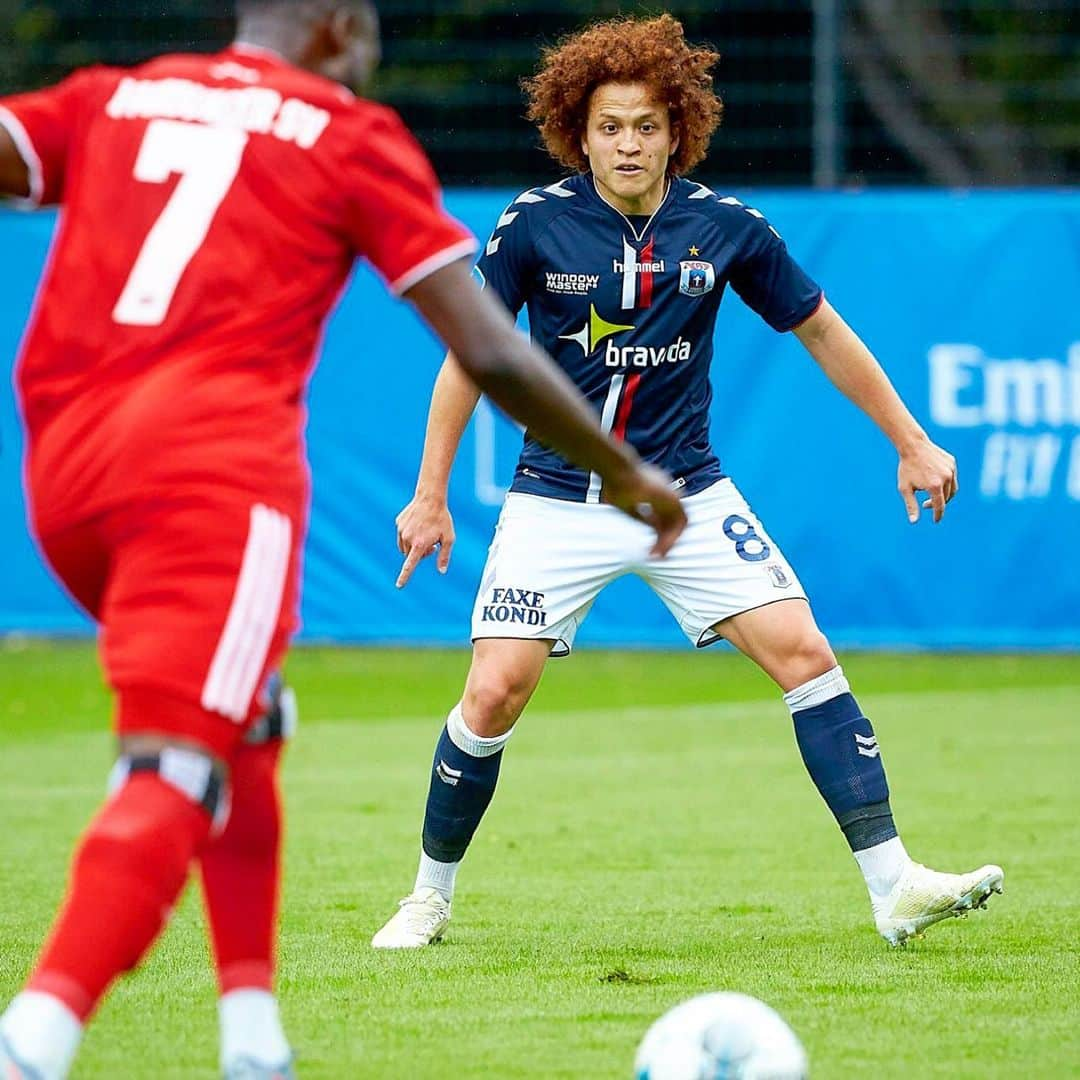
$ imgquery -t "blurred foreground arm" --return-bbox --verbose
[0,124,31,198]
[402,259,686,575]
[794,298,958,523]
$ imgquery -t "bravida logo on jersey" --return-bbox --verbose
[613,237,664,310]
[604,337,691,368]
[480,588,548,627]
[559,304,692,368]
[559,305,635,355]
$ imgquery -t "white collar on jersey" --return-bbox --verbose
[227,40,356,101]
[230,41,287,62]
[590,175,673,242]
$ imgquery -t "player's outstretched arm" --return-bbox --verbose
[405,258,687,554]
[395,353,480,587]
[0,124,31,198]
[794,298,958,524]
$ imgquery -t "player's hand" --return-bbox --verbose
[603,462,688,557]
[395,493,455,587]
[897,438,958,524]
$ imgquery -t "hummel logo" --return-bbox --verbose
[436,759,462,786]
[854,732,880,758]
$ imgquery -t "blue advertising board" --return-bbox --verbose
[2,190,1078,648]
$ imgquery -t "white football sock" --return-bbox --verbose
[782,665,850,712]
[415,850,459,901]
[219,989,291,1068]
[0,991,83,1080]
[854,836,911,897]
[446,702,515,758]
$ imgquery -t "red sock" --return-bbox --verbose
[198,741,283,994]
[29,774,212,1020]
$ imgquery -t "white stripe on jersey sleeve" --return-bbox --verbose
[543,178,575,198]
[0,105,45,206]
[390,237,479,296]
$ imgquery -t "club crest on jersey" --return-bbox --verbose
[766,563,792,589]
[679,260,715,297]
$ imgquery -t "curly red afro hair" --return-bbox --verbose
[522,14,722,176]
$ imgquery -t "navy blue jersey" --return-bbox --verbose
[475,173,823,502]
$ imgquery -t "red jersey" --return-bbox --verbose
[0,45,475,532]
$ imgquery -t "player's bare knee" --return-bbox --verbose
[786,631,837,687]
[462,676,524,737]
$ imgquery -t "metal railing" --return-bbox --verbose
[0,0,1075,187]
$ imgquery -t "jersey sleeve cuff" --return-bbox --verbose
[389,238,479,296]
[785,291,826,332]
[0,105,45,207]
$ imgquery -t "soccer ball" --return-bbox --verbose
[634,992,808,1079]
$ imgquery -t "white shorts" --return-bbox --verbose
[470,478,807,656]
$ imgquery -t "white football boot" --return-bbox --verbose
[872,861,1004,946]
[222,1055,296,1079]
[0,1033,45,1080]
[371,887,451,949]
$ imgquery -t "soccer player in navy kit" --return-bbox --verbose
[373,14,1003,949]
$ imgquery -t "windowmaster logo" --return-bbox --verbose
[545,272,600,295]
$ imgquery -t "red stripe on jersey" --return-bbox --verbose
[639,237,655,308]
[612,373,642,441]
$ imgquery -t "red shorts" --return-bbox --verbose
[37,493,304,759]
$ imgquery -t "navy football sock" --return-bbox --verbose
[785,667,898,853]
[421,706,509,865]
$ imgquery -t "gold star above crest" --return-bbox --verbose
[688,245,700,256]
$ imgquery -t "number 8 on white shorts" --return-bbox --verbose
[470,477,807,656]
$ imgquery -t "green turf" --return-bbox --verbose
[1,641,1078,1078]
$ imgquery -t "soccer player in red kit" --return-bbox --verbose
[0,2,685,1076]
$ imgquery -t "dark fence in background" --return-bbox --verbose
[0,1,1077,187]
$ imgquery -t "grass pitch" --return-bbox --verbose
[1,643,1078,1078]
